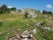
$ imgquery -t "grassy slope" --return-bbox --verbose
[0,13,53,40]
[0,14,35,40]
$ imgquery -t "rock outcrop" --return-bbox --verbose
[22,8,38,18]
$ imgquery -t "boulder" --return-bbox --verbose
[34,22,42,27]
[33,29,37,34]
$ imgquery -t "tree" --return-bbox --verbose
[10,7,16,11]
[42,10,52,14]
[0,4,8,12]
[42,10,47,14]
[0,4,16,14]
[0,4,8,13]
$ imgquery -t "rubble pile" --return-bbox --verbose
[7,30,36,40]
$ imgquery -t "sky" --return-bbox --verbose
[0,0,53,12]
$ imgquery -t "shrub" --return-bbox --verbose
[0,21,2,27]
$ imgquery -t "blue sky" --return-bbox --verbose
[0,0,53,12]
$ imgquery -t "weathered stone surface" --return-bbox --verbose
[34,22,42,27]
[33,29,37,34]
[7,30,36,40]
[22,8,38,18]
[43,27,51,30]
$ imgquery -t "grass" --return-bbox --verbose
[0,14,35,40]
[0,13,53,40]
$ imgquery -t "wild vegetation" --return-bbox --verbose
[0,4,53,40]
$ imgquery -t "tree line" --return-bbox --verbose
[0,4,16,14]
[42,10,53,14]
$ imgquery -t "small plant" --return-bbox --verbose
[0,21,2,27]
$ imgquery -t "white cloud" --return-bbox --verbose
[7,6,12,8]
[46,4,53,8]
